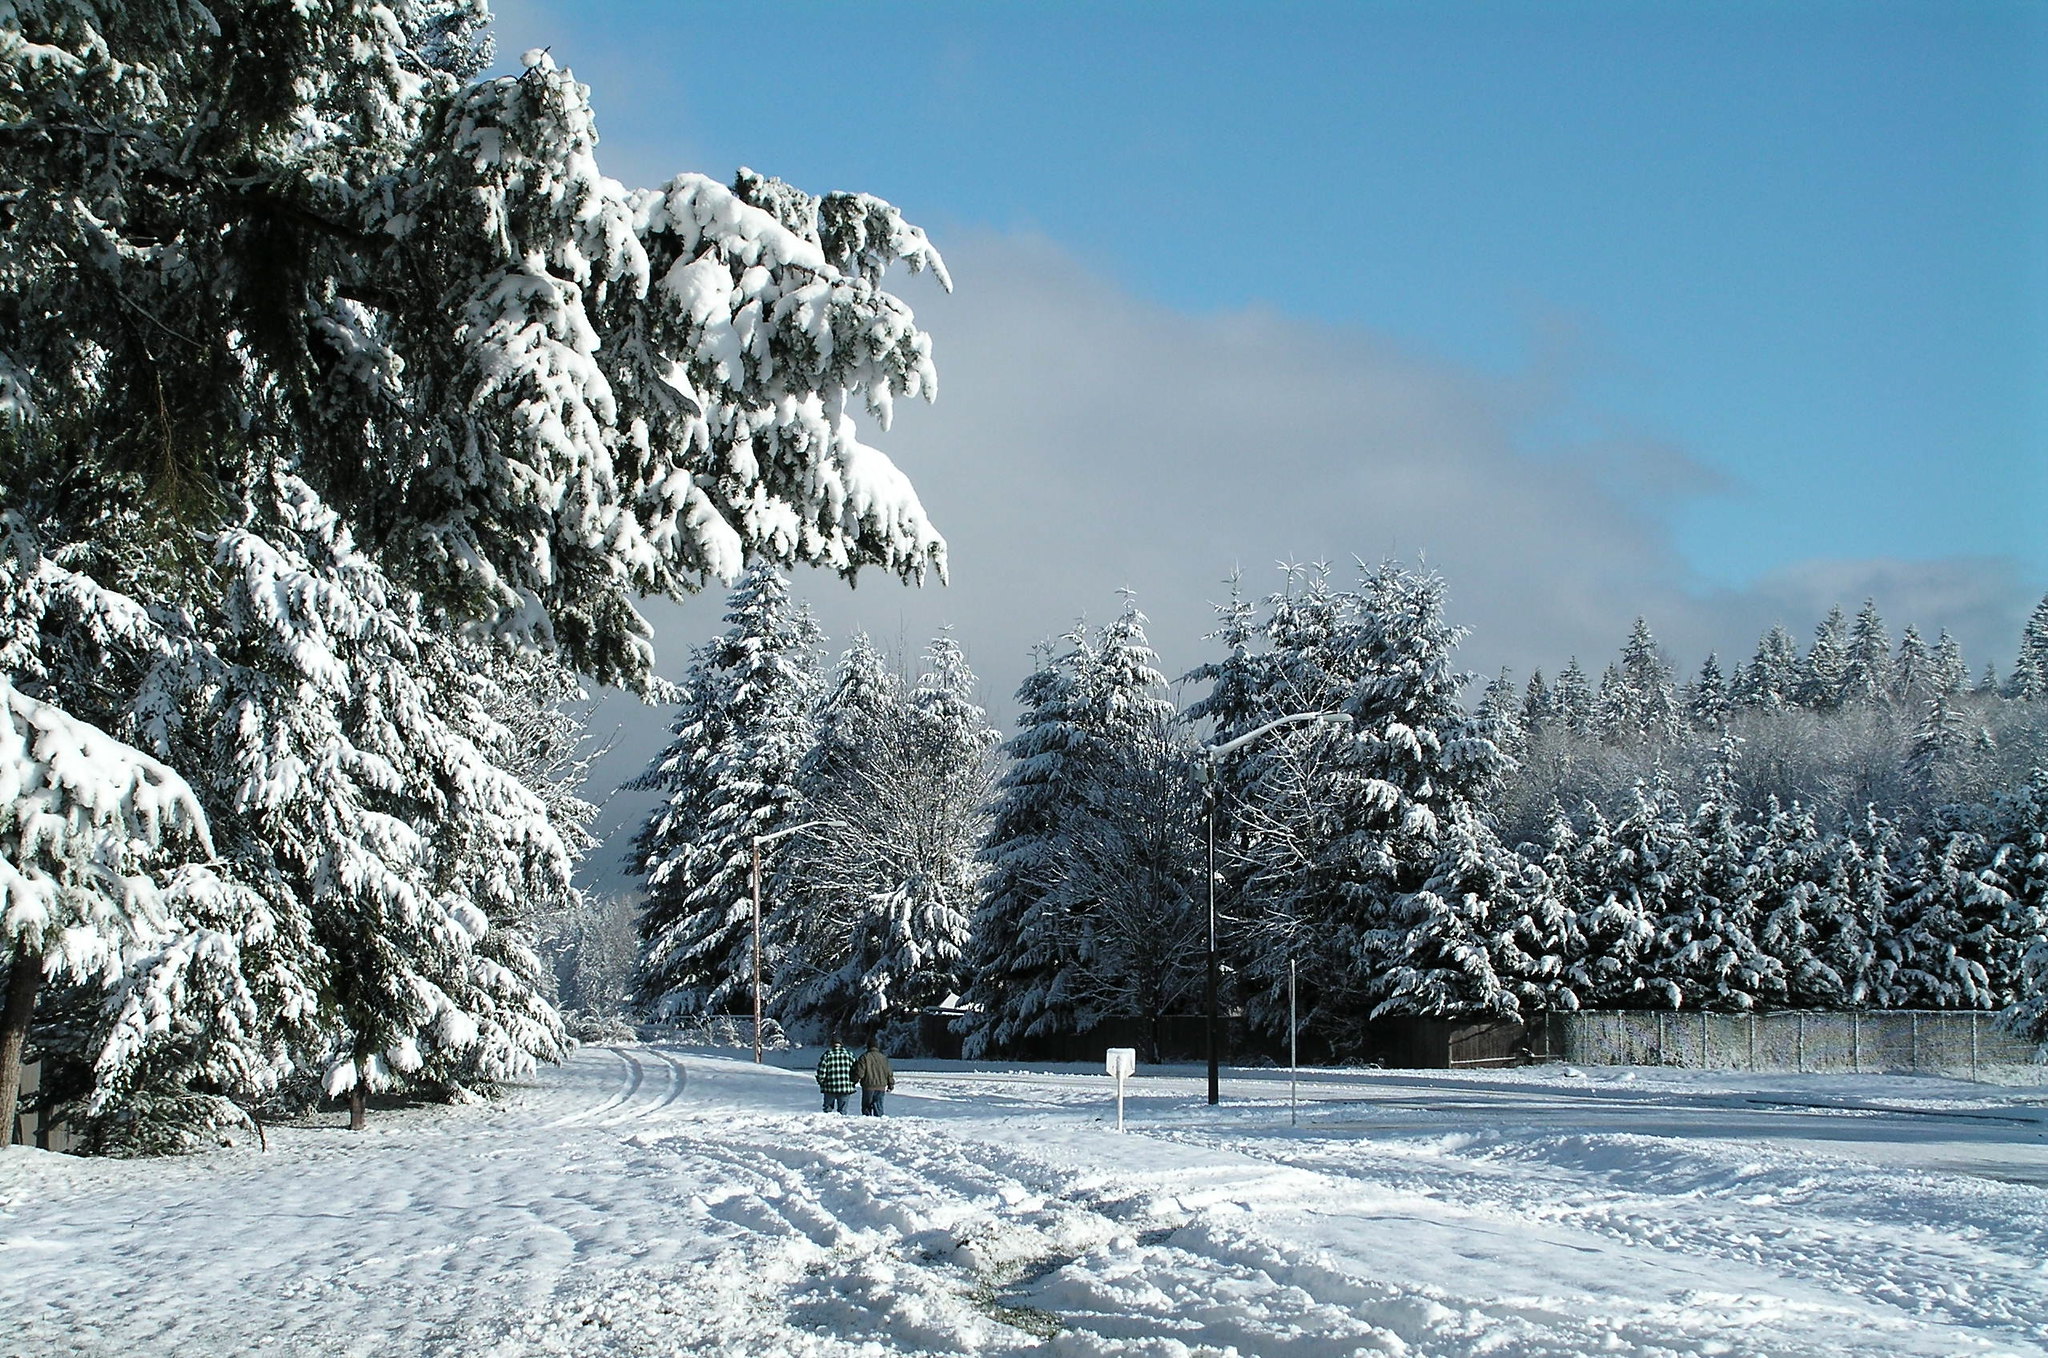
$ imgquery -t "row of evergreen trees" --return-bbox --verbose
[633,565,2048,1059]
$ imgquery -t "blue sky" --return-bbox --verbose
[497,0,2045,591]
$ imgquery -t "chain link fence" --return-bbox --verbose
[1552,1009,2041,1079]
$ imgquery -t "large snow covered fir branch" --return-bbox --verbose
[0,0,950,691]
[0,674,210,980]
[0,674,215,1146]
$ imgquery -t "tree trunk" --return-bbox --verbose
[1,949,43,1148]
[348,1074,366,1132]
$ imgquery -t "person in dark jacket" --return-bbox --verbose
[852,1037,895,1116]
[815,1037,857,1113]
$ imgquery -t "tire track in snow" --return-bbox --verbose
[547,1046,643,1127]
[633,1047,689,1121]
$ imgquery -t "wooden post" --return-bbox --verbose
[1205,780,1219,1107]
[1,950,44,1147]
[348,1060,367,1131]
[1289,958,1298,1128]
[752,839,764,1065]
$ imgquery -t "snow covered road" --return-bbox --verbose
[4,1048,2047,1356]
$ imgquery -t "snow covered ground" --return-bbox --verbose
[5,1048,2048,1357]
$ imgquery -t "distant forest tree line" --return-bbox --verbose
[632,565,2048,1061]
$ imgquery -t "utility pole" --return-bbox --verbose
[1196,710,1347,1108]
[748,820,847,1063]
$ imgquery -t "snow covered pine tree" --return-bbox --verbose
[1,3,949,1142]
[631,566,822,1018]
[777,633,997,1043]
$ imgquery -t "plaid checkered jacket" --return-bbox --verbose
[814,1045,857,1096]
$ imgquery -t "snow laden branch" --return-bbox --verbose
[1,11,952,691]
[0,676,210,979]
[0,675,215,1145]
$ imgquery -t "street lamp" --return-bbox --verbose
[1196,711,1348,1107]
[749,819,847,1064]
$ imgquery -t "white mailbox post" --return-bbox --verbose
[1105,1048,1137,1132]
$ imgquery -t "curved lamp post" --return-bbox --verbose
[1195,711,1349,1106]
[749,819,848,1064]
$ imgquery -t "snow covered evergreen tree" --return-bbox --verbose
[2009,595,2048,702]
[1747,800,1832,1008]
[1370,802,1521,1020]
[1,8,949,685]
[774,632,905,1033]
[1883,825,2014,1010]
[2,2,953,1143]
[1892,625,1934,705]
[1906,690,1977,810]
[1995,773,2048,1042]
[1598,619,1682,745]
[1592,663,1630,742]
[1516,805,1590,1012]
[1581,783,1686,1008]
[1933,630,1971,696]
[1822,810,1894,1009]
[1220,563,1502,1035]
[798,633,902,799]
[1732,626,1800,709]
[960,636,1093,1057]
[1842,600,1894,707]
[1553,658,1596,734]
[964,598,1197,1057]
[0,677,215,1146]
[1655,754,1779,1011]
[778,633,995,1044]
[1799,608,1851,712]
[1182,575,1269,745]
[1521,670,1556,736]
[1685,654,1732,731]
[1048,599,1200,1056]
[217,488,570,1124]
[631,566,821,1016]
[1479,668,1526,763]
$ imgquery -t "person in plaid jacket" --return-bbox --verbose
[814,1037,857,1113]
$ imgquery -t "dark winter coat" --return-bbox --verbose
[852,1048,894,1092]
[815,1044,858,1096]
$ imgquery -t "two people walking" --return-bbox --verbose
[815,1035,894,1116]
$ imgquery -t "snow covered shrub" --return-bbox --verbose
[559,1010,640,1046]
[655,1014,790,1051]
